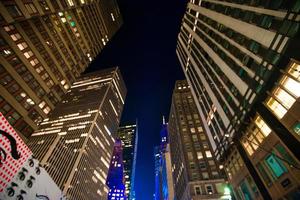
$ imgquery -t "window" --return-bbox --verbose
[202,172,209,179]
[266,61,300,118]
[10,33,21,41]
[5,5,23,18]
[205,184,213,194]
[17,42,28,50]
[265,154,287,178]
[24,3,37,14]
[197,152,203,159]
[199,161,206,169]
[24,51,33,58]
[194,186,201,195]
[205,151,212,158]
[254,116,271,137]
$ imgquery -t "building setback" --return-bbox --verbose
[177,0,300,199]
[168,80,226,200]
[27,67,126,199]
[117,124,138,200]
[0,0,122,139]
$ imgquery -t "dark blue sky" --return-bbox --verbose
[87,0,186,199]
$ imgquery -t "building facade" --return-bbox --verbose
[176,1,300,199]
[117,124,138,200]
[154,145,162,200]
[0,0,122,139]
[168,80,227,200]
[26,67,126,199]
[106,139,127,200]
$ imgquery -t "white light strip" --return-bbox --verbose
[71,78,112,88]
[109,100,118,116]
[113,79,124,104]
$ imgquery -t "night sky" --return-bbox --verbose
[87,0,187,199]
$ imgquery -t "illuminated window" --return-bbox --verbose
[67,0,74,6]
[197,152,203,159]
[10,33,21,41]
[242,115,271,156]
[267,97,287,118]
[255,116,271,137]
[17,42,28,50]
[39,101,46,109]
[24,51,33,58]
[205,151,212,158]
[30,58,39,66]
[266,61,300,119]
[190,127,196,133]
[24,3,37,14]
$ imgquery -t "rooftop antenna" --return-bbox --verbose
[162,116,165,125]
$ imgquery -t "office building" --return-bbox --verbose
[117,124,138,200]
[0,0,122,139]
[154,120,176,200]
[168,80,227,200]
[26,67,126,199]
[177,1,300,199]
[154,145,162,200]
[106,139,127,200]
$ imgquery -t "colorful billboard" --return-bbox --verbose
[0,112,65,199]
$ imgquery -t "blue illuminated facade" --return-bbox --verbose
[154,119,174,200]
[154,146,162,200]
[106,139,127,200]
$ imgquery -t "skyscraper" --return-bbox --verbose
[0,0,122,139]
[153,120,176,200]
[176,1,300,199]
[117,124,138,200]
[27,67,126,199]
[168,80,227,200]
[106,139,127,200]
[153,145,162,200]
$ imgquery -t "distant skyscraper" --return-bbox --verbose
[153,146,162,200]
[153,121,175,200]
[177,1,300,199]
[168,80,227,200]
[106,139,127,200]
[27,67,126,199]
[117,123,138,200]
[0,0,122,139]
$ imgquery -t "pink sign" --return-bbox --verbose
[0,112,32,193]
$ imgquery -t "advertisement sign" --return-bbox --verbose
[0,112,65,199]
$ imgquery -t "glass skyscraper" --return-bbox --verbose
[117,124,138,200]
[0,0,122,139]
[27,67,126,199]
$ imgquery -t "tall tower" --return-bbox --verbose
[106,139,127,200]
[176,1,300,199]
[168,80,226,200]
[0,0,122,139]
[117,123,138,200]
[27,67,126,199]
[153,145,162,200]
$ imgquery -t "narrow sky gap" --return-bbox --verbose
[86,0,187,199]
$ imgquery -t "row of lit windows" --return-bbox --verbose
[241,115,271,156]
[266,61,300,119]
